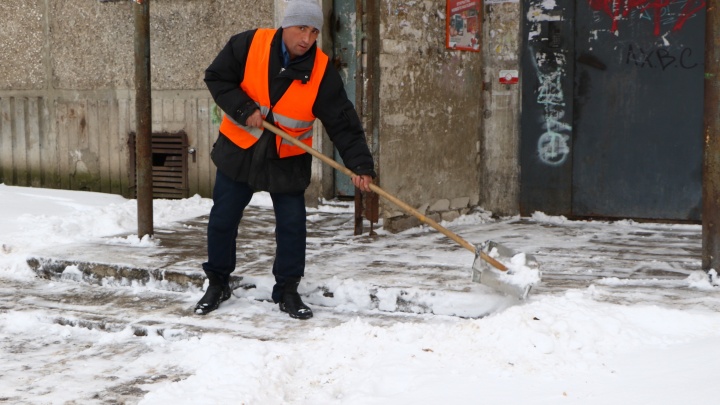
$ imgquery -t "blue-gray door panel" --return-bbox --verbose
[520,0,575,216]
[572,1,705,220]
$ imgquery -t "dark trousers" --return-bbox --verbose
[202,170,307,302]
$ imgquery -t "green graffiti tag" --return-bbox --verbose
[210,104,223,126]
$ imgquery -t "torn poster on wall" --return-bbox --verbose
[446,0,481,51]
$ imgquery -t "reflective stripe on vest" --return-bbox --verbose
[218,28,329,158]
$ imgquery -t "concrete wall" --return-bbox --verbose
[0,0,272,197]
[480,2,522,216]
[0,0,525,225]
[379,0,484,231]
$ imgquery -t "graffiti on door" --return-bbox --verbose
[532,51,571,166]
[625,44,700,69]
[589,0,706,36]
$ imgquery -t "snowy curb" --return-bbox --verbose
[25,256,515,318]
[26,256,216,291]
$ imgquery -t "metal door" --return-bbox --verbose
[573,0,705,220]
[520,0,575,215]
[521,0,706,221]
[331,0,359,197]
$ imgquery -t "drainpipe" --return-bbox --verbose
[134,0,153,238]
[703,3,719,272]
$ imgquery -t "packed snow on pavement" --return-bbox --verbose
[1,183,719,404]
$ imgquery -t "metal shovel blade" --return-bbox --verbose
[471,241,541,300]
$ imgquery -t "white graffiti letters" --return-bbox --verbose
[533,52,571,166]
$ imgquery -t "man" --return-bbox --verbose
[196,0,376,319]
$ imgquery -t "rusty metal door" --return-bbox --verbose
[572,0,705,220]
[521,0,706,221]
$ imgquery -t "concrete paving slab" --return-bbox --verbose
[26,204,720,317]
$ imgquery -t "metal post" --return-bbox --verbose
[134,0,153,238]
[365,0,380,172]
[703,2,719,271]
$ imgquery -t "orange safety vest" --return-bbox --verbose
[218,28,329,158]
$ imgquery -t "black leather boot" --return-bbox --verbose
[279,279,313,320]
[194,271,232,315]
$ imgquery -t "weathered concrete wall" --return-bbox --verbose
[50,1,133,90]
[0,1,46,90]
[480,2,522,216]
[1,0,525,224]
[49,0,271,91]
[0,0,273,197]
[379,0,484,231]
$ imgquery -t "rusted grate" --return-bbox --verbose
[128,131,189,199]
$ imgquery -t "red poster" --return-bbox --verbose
[446,0,482,52]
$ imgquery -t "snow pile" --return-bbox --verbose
[1,184,719,404]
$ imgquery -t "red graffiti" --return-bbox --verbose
[588,0,705,36]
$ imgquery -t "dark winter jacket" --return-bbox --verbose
[204,28,376,193]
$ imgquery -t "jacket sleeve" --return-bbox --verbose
[313,64,376,178]
[204,30,259,125]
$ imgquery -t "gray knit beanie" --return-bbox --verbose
[281,0,324,30]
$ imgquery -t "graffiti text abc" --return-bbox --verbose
[625,44,699,70]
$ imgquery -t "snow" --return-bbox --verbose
[1,183,719,404]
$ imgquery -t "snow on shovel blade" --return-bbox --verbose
[471,241,541,300]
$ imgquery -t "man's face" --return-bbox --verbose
[282,25,320,59]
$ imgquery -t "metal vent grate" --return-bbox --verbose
[129,131,189,199]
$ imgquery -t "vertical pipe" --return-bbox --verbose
[364,0,380,167]
[703,2,720,271]
[134,0,153,238]
[355,0,364,113]
[354,0,365,235]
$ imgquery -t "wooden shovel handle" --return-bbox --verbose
[262,121,508,271]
